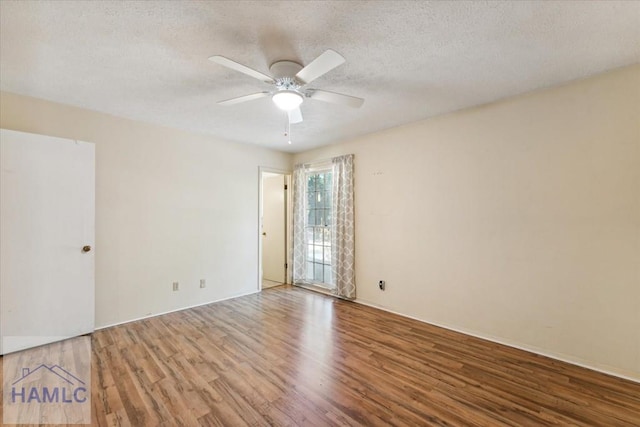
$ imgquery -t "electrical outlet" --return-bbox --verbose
[200,279,206,288]
[379,280,386,291]
[172,282,179,291]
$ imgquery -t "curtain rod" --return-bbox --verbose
[296,153,353,168]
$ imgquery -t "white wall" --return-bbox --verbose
[0,92,292,328]
[294,65,640,381]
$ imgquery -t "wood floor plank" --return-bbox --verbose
[2,285,639,426]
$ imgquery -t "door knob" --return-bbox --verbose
[82,245,92,253]
[262,232,267,236]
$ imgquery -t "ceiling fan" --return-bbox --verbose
[209,49,364,125]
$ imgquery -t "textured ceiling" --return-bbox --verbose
[1,1,639,153]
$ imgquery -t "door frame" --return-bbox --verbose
[258,167,292,290]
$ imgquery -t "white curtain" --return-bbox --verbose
[331,154,356,299]
[292,163,307,284]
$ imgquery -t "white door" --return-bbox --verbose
[0,129,95,355]
[262,174,286,284]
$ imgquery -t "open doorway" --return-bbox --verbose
[259,168,291,290]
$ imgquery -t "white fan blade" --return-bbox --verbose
[309,89,364,108]
[295,49,345,85]
[217,92,270,106]
[288,107,303,124]
[209,55,275,84]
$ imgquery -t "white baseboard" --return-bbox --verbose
[355,298,640,384]
[95,290,260,330]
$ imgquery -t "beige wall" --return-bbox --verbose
[0,92,292,328]
[294,65,640,381]
[2,64,638,380]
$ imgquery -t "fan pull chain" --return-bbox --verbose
[284,114,292,144]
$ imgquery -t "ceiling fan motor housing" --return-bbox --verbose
[275,77,300,91]
[270,60,304,91]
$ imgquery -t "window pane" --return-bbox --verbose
[307,190,315,209]
[307,209,315,226]
[323,228,331,246]
[306,262,314,281]
[316,192,324,209]
[324,264,333,284]
[314,245,323,262]
[306,244,314,262]
[312,192,318,208]
[325,190,332,206]
[321,210,327,226]
[314,263,323,282]
[316,174,325,192]
[307,175,315,192]
[321,209,330,227]
[324,245,332,264]
[314,227,323,244]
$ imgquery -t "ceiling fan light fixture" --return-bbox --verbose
[272,90,303,111]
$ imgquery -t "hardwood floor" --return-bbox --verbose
[2,285,639,426]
